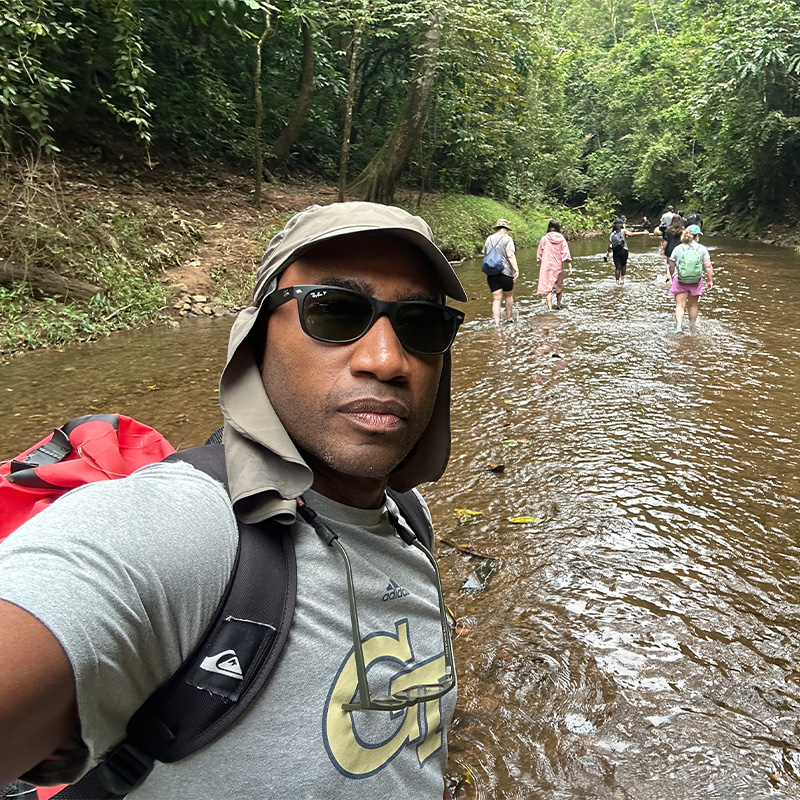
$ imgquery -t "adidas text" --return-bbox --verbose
[382,580,409,601]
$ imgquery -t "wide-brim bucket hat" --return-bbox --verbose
[218,201,467,525]
[493,218,512,230]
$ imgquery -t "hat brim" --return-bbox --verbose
[279,225,468,303]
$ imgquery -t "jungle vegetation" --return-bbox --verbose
[1,0,797,226]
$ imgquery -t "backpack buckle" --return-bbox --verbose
[96,743,154,796]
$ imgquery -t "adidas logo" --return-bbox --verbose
[382,579,410,601]
[200,649,243,680]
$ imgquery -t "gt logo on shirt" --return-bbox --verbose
[323,620,447,777]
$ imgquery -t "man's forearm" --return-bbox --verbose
[0,601,79,785]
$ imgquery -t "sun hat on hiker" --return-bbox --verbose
[218,201,466,526]
[687,224,702,235]
[493,218,512,230]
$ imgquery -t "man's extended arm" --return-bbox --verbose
[0,600,79,786]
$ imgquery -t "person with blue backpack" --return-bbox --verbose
[481,218,519,327]
[0,202,465,799]
[668,223,714,333]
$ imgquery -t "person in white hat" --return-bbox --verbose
[482,218,520,326]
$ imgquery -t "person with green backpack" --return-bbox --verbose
[668,224,714,333]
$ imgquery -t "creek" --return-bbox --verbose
[1,233,799,798]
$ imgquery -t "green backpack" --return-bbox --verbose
[676,243,704,284]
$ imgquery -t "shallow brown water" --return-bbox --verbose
[1,234,799,798]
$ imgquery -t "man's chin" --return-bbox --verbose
[303,443,412,488]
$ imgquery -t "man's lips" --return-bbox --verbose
[338,398,409,433]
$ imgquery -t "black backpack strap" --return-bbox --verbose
[55,444,296,799]
[387,488,434,551]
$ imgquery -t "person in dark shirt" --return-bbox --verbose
[660,215,686,281]
[686,210,703,227]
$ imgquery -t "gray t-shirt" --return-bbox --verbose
[0,461,456,798]
[482,232,515,277]
[669,241,711,273]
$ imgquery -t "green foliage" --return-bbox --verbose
[2,0,799,240]
[408,192,605,260]
[0,159,202,354]
[0,0,158,151]
[0,0,77,151]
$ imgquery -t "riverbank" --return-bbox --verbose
[0,156,609,359]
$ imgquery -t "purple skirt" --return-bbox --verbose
[670,274,704,296]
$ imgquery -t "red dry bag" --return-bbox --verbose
[0,414,175,541]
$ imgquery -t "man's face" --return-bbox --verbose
[261,232,445,504]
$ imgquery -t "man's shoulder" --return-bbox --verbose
[4,459,236,562]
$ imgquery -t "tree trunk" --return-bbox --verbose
[347,8,442,204]
[253,13,270,207]
[338,30,362,202]
[0,261,101,302]
[266,20,314,173]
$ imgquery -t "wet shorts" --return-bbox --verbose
[487,273,513,293]
[670,274,704,296]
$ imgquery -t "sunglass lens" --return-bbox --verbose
[302,288,372,343]
[395,304,457,354]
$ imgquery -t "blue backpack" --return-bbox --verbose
[482,235,507,275]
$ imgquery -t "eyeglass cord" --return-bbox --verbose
[296,498,372,706]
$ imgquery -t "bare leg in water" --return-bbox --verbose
[687,294,700,328]
[674,291,689,331]
[491,288,504,327]
[492,289,514,326]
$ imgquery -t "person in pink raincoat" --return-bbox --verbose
[536,219,572,311]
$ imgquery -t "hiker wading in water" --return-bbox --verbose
[536,219,572,310]
[668,223,714,333]
[482,218,519,327]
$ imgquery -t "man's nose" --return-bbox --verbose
[349,313,410,381]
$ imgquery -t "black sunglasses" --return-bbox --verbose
[265,284,465,356]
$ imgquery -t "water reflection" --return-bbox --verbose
[431,234,800,798]
[1,234,799,797]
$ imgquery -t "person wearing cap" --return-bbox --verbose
[481,218,519,327]
[668,223,714,333]
[605,217,650,287]
[0,202,465,797]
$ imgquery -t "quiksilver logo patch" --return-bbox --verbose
[200,649,244,680]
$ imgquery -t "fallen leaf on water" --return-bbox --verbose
[503,399,515,405]
[454,616,477,637]
[509,516,541,524]
[146,384,158,390]
[489,463,505,472]
[454,508,482,522]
